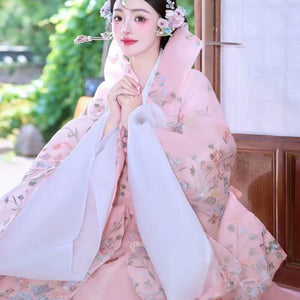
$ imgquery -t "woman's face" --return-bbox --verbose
[112,0,161,58]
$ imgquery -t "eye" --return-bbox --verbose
[113,15,122,22]
[134,15,147,23]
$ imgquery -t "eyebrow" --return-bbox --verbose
[113,8,151,14]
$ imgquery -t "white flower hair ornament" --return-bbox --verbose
[100,0,112,21]
[156,1,186,36]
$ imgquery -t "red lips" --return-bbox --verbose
[121,38,137,46]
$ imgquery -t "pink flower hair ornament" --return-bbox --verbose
[156,1,186,37]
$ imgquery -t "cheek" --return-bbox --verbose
[134,21,157,36]
[112,22,121,35]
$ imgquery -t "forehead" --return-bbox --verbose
[113,0,155,12]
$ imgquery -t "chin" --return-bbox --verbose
[119,47,144,58]
[121,44,159,60]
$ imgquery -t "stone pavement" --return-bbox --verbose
[0,138,34,198]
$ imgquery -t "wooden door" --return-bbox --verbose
[194,0,300,290]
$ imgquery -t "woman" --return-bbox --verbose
[0,0,296,299]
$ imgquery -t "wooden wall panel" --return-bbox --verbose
[286,152,300,264]
[231,150,275,233]
[231,134,300,289]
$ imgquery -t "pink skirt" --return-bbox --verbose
[71,254,141,300]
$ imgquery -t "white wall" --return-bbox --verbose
[221,0,300,137]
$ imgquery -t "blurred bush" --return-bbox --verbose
[0,0,105,141]
[0,83,37,137]
[34,0,105,141]
[179,0,195,32]
[0,0,65,62]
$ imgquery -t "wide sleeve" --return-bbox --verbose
[155,69,237,238]
[0,81,110,237]
[0,79,120,280]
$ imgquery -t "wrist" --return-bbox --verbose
[108,113,120,126]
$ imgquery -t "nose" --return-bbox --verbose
[121,20,131,34]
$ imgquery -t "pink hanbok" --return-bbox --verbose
[0,25,294,300]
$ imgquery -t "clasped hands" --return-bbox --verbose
[104,75,142,135]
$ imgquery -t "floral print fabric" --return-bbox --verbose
[0,25,287,299]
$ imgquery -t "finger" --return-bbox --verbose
[112,81,139,96]
[117,94,135,102]
[114,77,135,91]
[123,76,142,92]
[120,80,139,94]
[110,78,135,95]
[111,88,138,98]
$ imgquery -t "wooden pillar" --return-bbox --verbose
[194,0,221,99]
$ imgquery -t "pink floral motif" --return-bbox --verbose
[156,3,186,36]
[158,18,169,29]
[167,9,185,29]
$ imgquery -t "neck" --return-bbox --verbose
[129,43,160,88]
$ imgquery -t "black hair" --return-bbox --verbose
[109,0,180,49]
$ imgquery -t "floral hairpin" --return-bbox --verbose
[74,32,113,44]
[156,0,186,37]
[74,0,113,44]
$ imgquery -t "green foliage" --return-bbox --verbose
[0,84,36,137]
[178,0,195,32]
[0,0,65,61]
[34,0,105,141]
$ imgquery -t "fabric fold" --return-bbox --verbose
[127,104,214,300]
[0,113,119,281]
